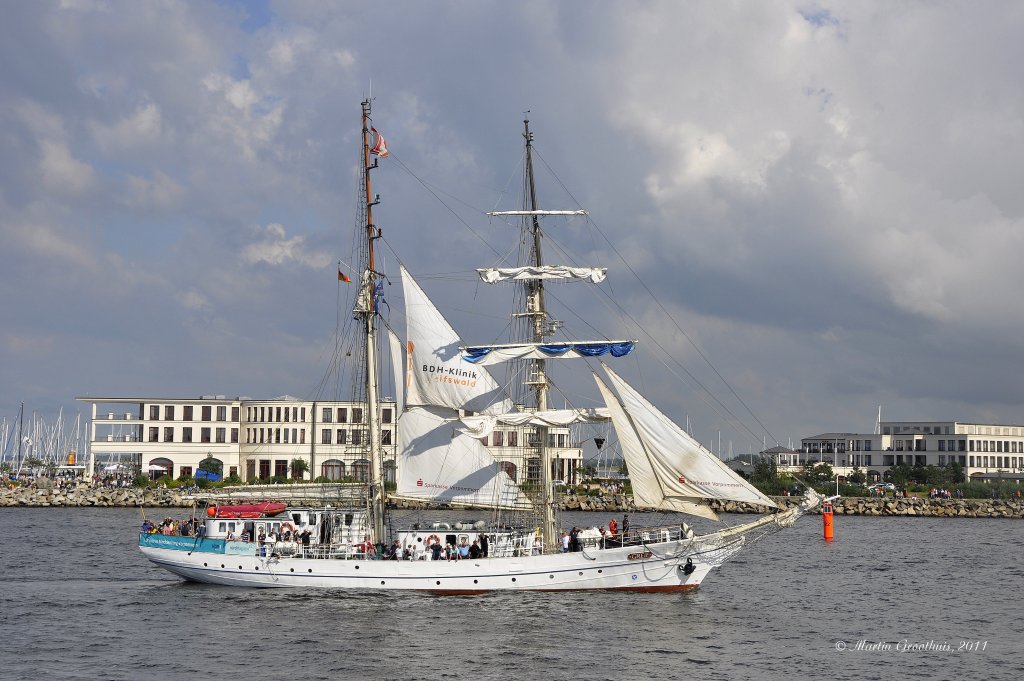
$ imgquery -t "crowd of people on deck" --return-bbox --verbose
[141,516,206,537]
[381,534,490,561]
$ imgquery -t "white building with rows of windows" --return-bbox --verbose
[789,420,1024,483]
[77,396,583,487]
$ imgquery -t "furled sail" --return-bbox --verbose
[458,408,610,439]
[401,266,510,415]
[396,405,533,509]
[594,374,719,520]
[462,340,635,366]
[477,266,607,284]
[487,210,588,216]
[600,365,779,510]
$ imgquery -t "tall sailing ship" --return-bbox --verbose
[139,101,823,591]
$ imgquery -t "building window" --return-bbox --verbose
[150,405,159,420]
[201,428,211,443]
[322,407,333,423]
[275,460,288,478]
[499,461,518,482]
[338,408,348,423]
[382,429,392,445]
[184,405,193,421]
[259,459,270,479]
[382,408,392,424]
[493,431,504,447]
[217,406,227,421]
[353,459,370,482]
[352,429,362,446]
[322,429,332,445]
[337,429,347,445]
[232,406,239,421]
[300,429,305,444]
[216,427,226,443]
[164,405,174,421]
[183,427,192,443]
[301,407,306,422]
[202,406,212,421]
[229,466,237,478]
[180,466,192,478]
[231,428,238,444]
[352,408,363,423]
[148,427,158,442]
[284,408,290,423]
[322,460,344,481]
[283,429,289,444]
[163,427,173,442]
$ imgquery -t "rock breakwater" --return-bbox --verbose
[2,486,1022,518]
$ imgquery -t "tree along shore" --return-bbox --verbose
[1,485,1023,518]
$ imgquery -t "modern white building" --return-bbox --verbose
[77,395,582,486]
[793,420,1024,483]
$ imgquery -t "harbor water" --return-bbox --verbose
[0,507,1020,681]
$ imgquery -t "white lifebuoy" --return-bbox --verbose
[425,534,441,546]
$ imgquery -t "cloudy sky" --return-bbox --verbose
[3,0,1024,455]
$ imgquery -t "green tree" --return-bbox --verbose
[290,458,309,480]
[752,455,779,483]
[198,454,222,477]
[884,462,914,487]
[947,461,965,484]
[848,466,867,486]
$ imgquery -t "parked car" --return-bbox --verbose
[867,482,896,491]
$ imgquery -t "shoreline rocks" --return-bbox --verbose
[2,486,1022,518]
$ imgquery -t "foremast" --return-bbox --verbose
[523,118,557,550]
[356,99,386,545]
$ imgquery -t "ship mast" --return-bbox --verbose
[522,118,558,549]
[358,99,386,545]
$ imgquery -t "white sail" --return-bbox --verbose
[401,266,510,415]
[387,328,405,414]
[462,340,635,366]
[396,405,533,509]
[458,408,610,439]
[477,266,607,284]
[601,365,778,509]
[594,374,719,520]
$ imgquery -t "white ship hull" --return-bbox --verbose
[141,538,742,593]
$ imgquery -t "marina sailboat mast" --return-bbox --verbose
[356,99,386,544]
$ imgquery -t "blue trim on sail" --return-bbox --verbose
[462,341,634,363]
[462,347,493,363]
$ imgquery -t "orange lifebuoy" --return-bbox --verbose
[425,534,441,546]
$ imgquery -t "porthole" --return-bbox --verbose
[203,563,208,567]
[381,581,386,585]
[598,569,603,574]
[238,566,243,570]
[549,575,555,579]
[220,564,225,568]
[355,565,360,570]
[511,577,517,582]
[436,581,441,586]
[290,568,295,573]
[254,567,259,571]
[307,569,312,573]
[474,579,479,584]
[578,572,583,576]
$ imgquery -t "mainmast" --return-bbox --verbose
[522,118,558,550]
[357,100,386,545]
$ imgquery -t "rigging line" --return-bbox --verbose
[386,152,506,260]
[532,147,777,445]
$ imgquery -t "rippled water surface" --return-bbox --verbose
[1,507,1020,680]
